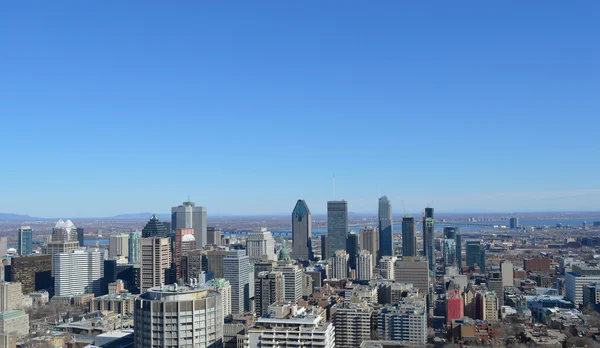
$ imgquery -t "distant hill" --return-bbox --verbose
[112,213,170,220]
[0,213,39,221]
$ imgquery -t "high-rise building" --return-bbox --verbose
[17,226,33,256]
[52,219,77,242]
[76,227,84,247]
[246,228,276,264]
[466,241,486,270]
[273,264,302,303]
[45,240,80,276]
[331,302,373,348]
[54,249,104,297]
[456,229,462,270]
[291,200,312,261]
[140,237,171,292]
[0,282,24,312]
[320,235,328,261]
[128,231,141,264]
[173,228,196,281]
[134,284,223,348]
[359,227,379,264]
[509,217,519,229]
[476,291,499,321]
[204,247,229,279]
[501,261,514,288]
[171,200,208,248]
[327,200,348,258]
[207,278,232,317]
[10,255,52,293]
[446,289,464,323]
[224,250,250,313]
[0,310,29,339]
[346,232,359,270]
[380,256,397,280]
[357,250,373,281]
[378,196,393,258]
[565,272,600,305]
[109,233,130,259]
[141,214,169,238]
[377,300,427,345]
[330,250,349,280]
[401,217,416,257]
[423,207,435,271]
[443,238,456,268]
[394,258,429,292]
[0,238,7,257]
[255,271,283,317]
[207,226,222,246]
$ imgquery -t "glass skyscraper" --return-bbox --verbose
[423,207,434,271]
[141,214,169,238]
[346,232,359,270]
[128,231,141,264]
[327,201,348,259]
[402,217,416,257]
[291,199,312,261]
[17,226,32,256]
[378,196,393,258]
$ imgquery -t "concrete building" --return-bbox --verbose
[477,291,499,322]
[524,257,551,273]
[128,231,141,264]
[54,249,105,297]
[332,302,372,348]
[357,250,373,281]
[380,256,396,280]
[583,283,600,310]
[0,283,24,312]
[394,258,429,292]
[330,250,349,280]
[224,250,250,314]
[359,227,379,264]
[0,310,29,339]
[327,200,348,258]
[377,301,427,345]
[207,278,232,317]
[91,292,137,315]
[291,199,312,261]
[423,207,435,271]
[255,271,283,317]
[109,233,129,259]
[134,284,223,348]
[501,261,514,288]
[17,226,32,256]
[510,217,519,229]
[10,255,52,293]
[466,241,486,270]
[140,237,171,292]
[273,263,302,303]
[171,200,208,248]
[565,272,600,305]
[378,196,393,258]
[0,238,6,257]
[207,227,222,246]
[173,228,196,281]
[45,240,80,276]
[246,228,276,264]
[401,217,416,257]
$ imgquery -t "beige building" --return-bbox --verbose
[0,283,24,312]
[140,237,171,292]
[0,310,29,339]
[394,258,429,292]
[477,291,499,322]
[359,227,379,264]
[45,241,80,275]
[380,256,396,280]
[91,292,137,315]
[207,278,232,317]
[357,250,373,281]
[109,233,130,260]
[331,302,373,348]
[330,250,349,279]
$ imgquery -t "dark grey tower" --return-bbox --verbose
[142,214,168,238]
[292,200,312,260]
[423,207,434,271]
[77,227,84,247]
[346,232,359,270]
[402,216,416,257]
[378,196,393,258]
[327,201,348,258]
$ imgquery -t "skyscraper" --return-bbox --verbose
[327,200,348,258]
[140,237,171,292]
[109,233,129,259]
[11,255,52,293]
[291,200,312,261]
[54,249,105,297]
[17,226,32,256]
[141,214,169,238]
[359,227,379,264]
[171,200,208,248]
[510,217,519,229]
[246,228,276,264]
[330,250,349,279]
[357,250,373,281]
[224,250,250,313]
[273,263,303,303]
[346,232,359,270]
[466,241,486,270]
[378,196,393,258]
[52,219,77,242]
[128,231,141,264]
[423,207,434,271]
[456,228,462,270]
[255,271,283,317]
[76,227,84,247]
[402,217,416,257]
[173,228,196,281]
[207,226,222,246]
[320,235,328,261]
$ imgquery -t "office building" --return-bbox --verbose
[247,304,334,348]
[583,283,600,310]
[54,249,104,297]
[128,231,141,264]
[378,196,393,257]
[76,227,84,247]
[207,226,221,246]
[456,229,462,270]
[466,241,486,270]
[401,217,416,257]
[446,289,464,323]
[255,271,283,317]
[320,235,328,261]
[377,301,427,345]
[274,263,302,303]
[501,261,514,288]
[291,199,312,261]
[357,250,373,281]
[394,258,429,292]
[487,271,504,304]
[134,284,223,348]
[346,232,359,270]
[0,282,24,312]
[171,200,208,248]
[17,226,33,256]
[0,238,6,257]
[380,256,396,280]
[52,219,77,242]
[565,272,600,305]
[327,200,348,258]
[224,250,250,313]
[330,250,349,279]
[45,240,80,276]
[246,228,276,264]
[141,214,169,238]
[359,227,379,263]
[10,255,52,293]
[444,238,456,268]
[332,302,373,348]
[140,237,171,292]
[0,310,29,339]
[476,291,499,321]
[205,247,229,279]
[173,228,196,281]
[510,217,519,229]
[524,257,551,273]
[423,207,435,271]
[109,233,130,259]
[207,278,232,317]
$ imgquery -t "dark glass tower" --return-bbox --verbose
[17,226,33,256]
[346,232,359,270]
[401,217,416,257]
[142,214,169,238]
[77,227,84,247]
[321,235,328,261]
[456,229,462,270]
[423,208,434,271]
[327,201,348,258]
[292,200,313,261]
[466,241,486,270]
[378,196,393,258]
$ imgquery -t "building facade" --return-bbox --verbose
[128,231,141,264]
[273,264,302,303]
[327,200,348,258]
[140,237,171,292]
[17,226,32,256]
[171,200,208,248]
[330,250,349,280]
[291,199,312,261]
[255,271,283,317]
[401,217,416,257]
[357,250,373,281]
[378,196,393,258]
[246,229,276,264]
[224,250,250,314]
[54,249,105,297]
[423,207,435,271]
[10,255,52,293]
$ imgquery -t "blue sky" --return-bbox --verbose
[1,1,599,217]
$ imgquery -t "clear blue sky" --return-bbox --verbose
[1,1,599,217]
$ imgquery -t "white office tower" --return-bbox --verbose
[357,250,373,281]
[224,250,250,313]
[566,272,600,305]
[377,300,427,345]
[134,283,223,348]
[330,250,349,279]
[247,303,335,348]
[331,302,373,348]
[246,228,276,263]
[207,278,232,317]
[273,263,302,303]
[380,256,397,280]
[171,200,208,248]
[54,249,104,297]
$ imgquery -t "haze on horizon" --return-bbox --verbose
[1,2,598,218]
